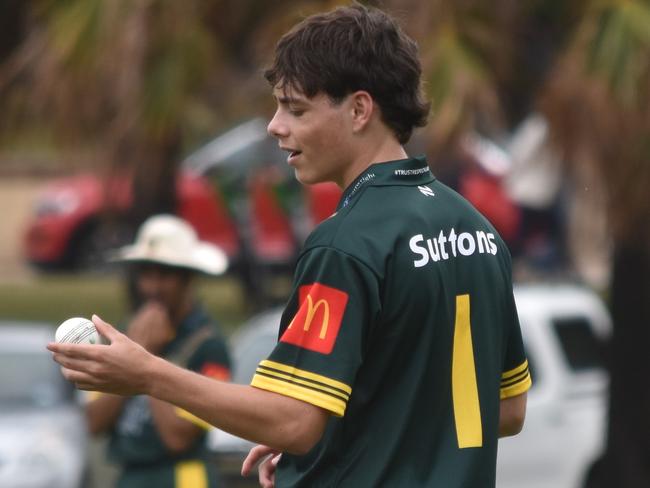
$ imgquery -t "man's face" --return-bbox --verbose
[134,263,192,317]
[267,85,355,186]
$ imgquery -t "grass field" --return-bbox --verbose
[0,273,250,335]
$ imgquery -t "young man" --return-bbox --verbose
[49,5,531,487]
[85,214,232,488]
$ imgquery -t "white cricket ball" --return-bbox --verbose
[55,317,101,345]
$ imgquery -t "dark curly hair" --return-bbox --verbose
[264,3,430,144]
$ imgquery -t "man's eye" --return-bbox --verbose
[289,109,304,116]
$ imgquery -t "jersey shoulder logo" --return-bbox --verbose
[280,282,349,354]
[418,185,435,197]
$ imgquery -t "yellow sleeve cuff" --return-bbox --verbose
[500,360,532,399]
[250,360,351,417]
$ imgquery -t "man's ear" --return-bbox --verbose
[350,91,374,134]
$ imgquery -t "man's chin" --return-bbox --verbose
[294,169,327,186]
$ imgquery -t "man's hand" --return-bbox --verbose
[127,302,175,354]
[48,315,156,396]
[242,445,282,488]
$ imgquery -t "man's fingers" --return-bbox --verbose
[52,352,93,372]
[60,366,99,385]
[241,445,268,475]
[241,445,281,488]
[259,454,280,488]
[47,341,102,359]
[75,382,101,391]
[92,314,119,342]
[241,445,277,476]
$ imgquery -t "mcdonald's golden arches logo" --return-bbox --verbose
[280,283,349,354]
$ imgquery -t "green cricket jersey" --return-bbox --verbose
[106,305,231,488]
[251,156,531,487]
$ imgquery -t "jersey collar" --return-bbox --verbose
[337,155,434,210]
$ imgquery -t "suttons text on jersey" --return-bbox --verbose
[409,228,498,267]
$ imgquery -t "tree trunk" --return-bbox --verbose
[130,133,181,229]
[0,0,26,61]
[585,239,650,487]
[122,132,181,311]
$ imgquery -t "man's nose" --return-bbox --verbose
[267,109,288,139]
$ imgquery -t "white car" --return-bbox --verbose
[0,323,89,488]
[497,284,610,488]
[209,283,611,488]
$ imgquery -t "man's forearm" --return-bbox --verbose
[86,394,127,435]
[499,393,527,437]
[149,397,202,453]
[49,317,327,453]
[144,355,327,455]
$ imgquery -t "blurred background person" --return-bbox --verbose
[85,214,232,488]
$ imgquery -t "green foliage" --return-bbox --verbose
[47,0,104,70]
[0,0,647,232]
[0,0,219,165]
[541,0,650,239]
[589,0,650,107]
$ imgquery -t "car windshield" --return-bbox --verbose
[553,316,605,371]
[0,351,70,408]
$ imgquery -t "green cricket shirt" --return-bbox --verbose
[251,156,531,487]
[107,305,231,488]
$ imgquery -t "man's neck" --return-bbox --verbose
[339,138,407,190]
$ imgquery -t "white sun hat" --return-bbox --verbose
[113,214,228,275]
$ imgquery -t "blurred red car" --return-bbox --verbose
[24,172,342,273]
[23,171,241,271]
[24,118,345,278]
